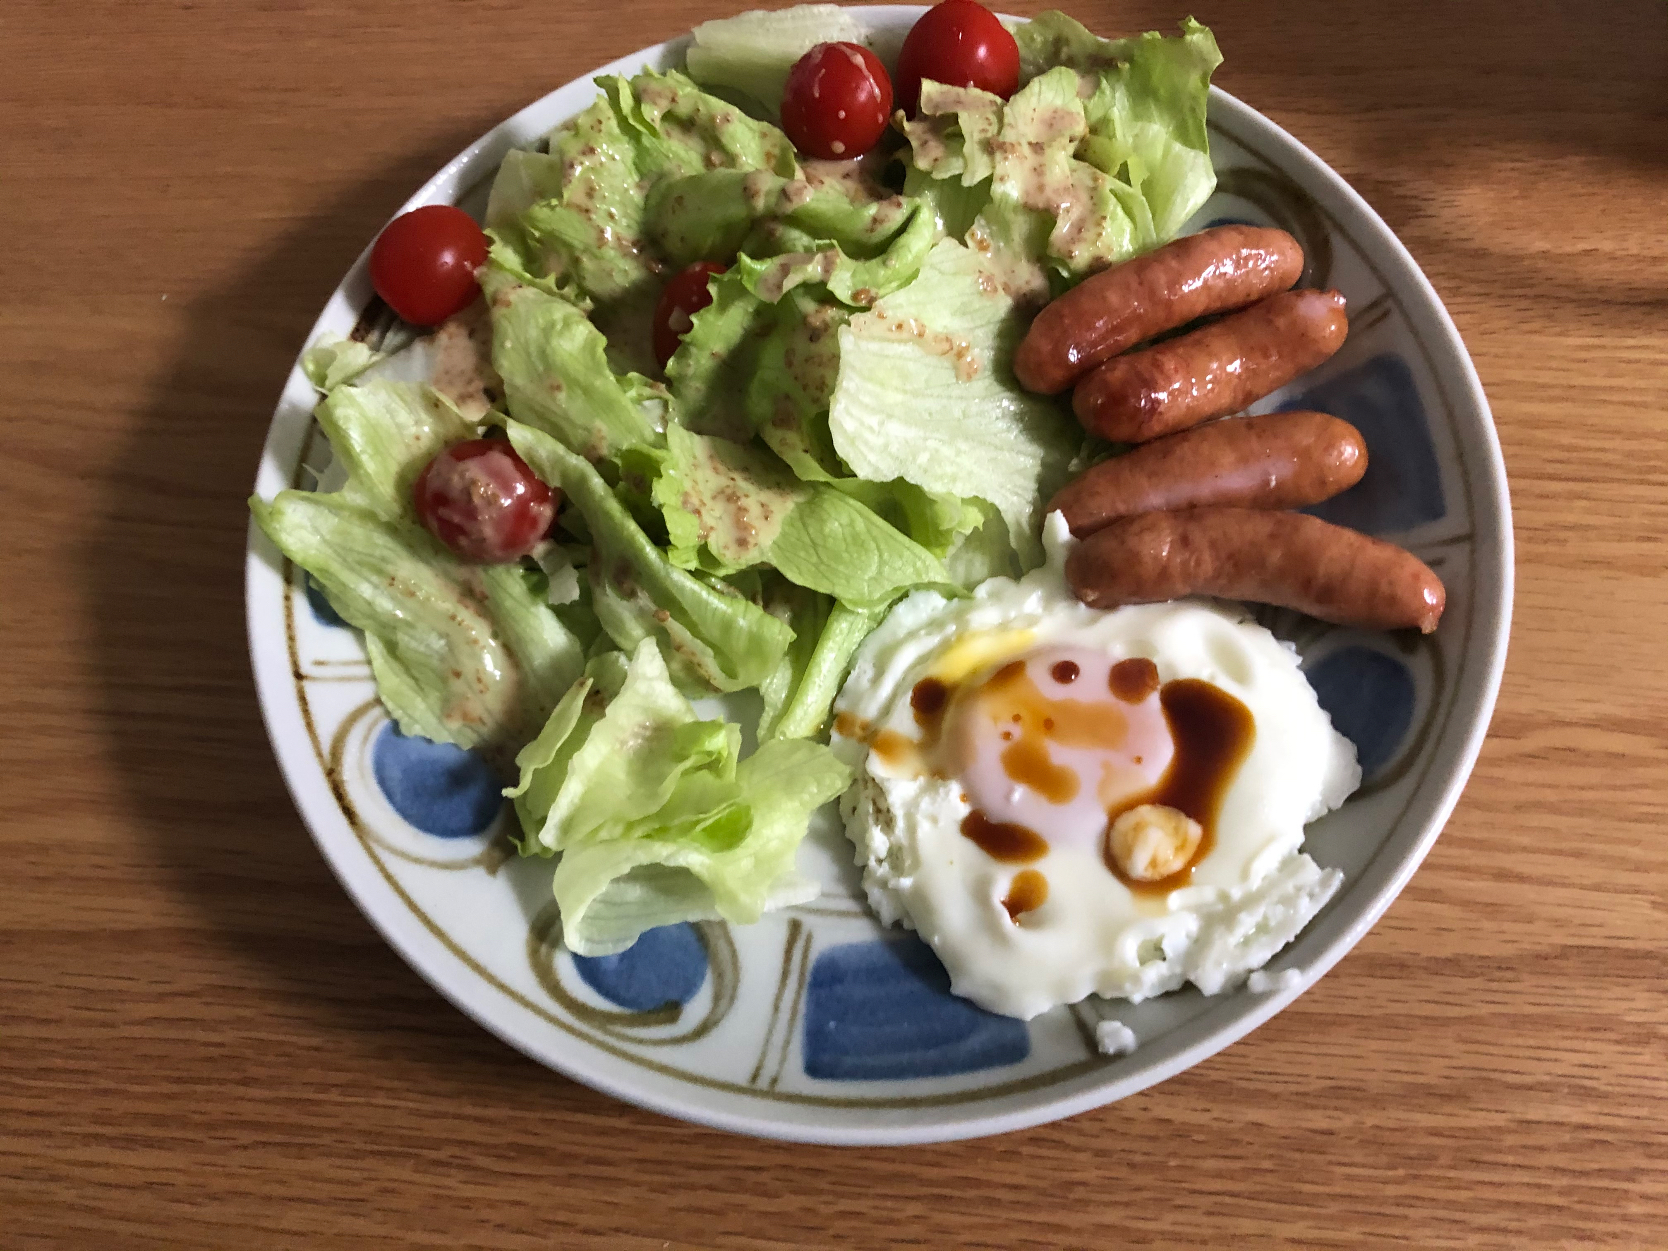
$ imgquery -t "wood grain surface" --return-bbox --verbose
[2,1,1664,1246]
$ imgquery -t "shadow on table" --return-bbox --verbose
[82,133,620,1121]
[1205,0,1668,313]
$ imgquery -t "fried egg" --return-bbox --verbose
[831,513,1360,1020]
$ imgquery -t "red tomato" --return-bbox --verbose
[894,0,1021,117]
[780,42,894,161]
[412,439,558,564]
[369,205,488,327]
[653,261,728,368]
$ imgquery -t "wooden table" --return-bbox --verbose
[3,1,1663,1245]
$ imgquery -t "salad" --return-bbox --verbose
[251,3,1222,958]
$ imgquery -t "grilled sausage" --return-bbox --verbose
[1073,289,1349,443]
[1047,411,1367,536]
[1014,226,1305,394]
[1065,507,1445,633]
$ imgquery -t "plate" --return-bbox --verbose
[245,5,1513,1144]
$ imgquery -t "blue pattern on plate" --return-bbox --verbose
[801,937,1030,1081]
[572,924,709,1011]
[1285,354,1445,535]
[1306,646,1416,776]
[1205,215,1259,229]
[371,723,503,838]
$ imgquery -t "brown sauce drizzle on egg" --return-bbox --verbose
[868,728,915,769]
[983,661,1131,752]
[1103,678,1255,895]
[1002,869,1049,921]
[836,710,923,773]
[976,660,1135,804]
[909,676,951,759]
[833,710,866,740]
[868,657,1252,902]
[1109,657,1160,703]
[960,810,1049,863]
[910,676,948,724]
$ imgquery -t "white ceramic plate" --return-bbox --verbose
[245,5,1512,1144]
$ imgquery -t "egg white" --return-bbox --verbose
[831,513,1360,1020]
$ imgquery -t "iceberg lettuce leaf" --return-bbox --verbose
[507,420,794,693]
[650,423,950,608]
[300,336,384,391]
[760,599,885,742]
[902,15,1221,289]
[685,5,870,121]
[827,239,1077,567]
[508,639,849,955]
[482,265,665,461]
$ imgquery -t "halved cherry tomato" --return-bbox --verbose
[412,439,557,564]
[894,0,1020,118]
[369,205,488,327]
[780,42,894,161]
[653,261,728,368]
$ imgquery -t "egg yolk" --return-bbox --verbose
[944,647,1175,853]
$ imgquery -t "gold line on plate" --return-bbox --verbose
[748,918,805,1087]
[767,927,815,1091]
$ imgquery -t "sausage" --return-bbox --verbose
[1065,507,1445,634]
[1073,289,1349,443]
[1047,411,1368,536]
[1013,226,1304,395]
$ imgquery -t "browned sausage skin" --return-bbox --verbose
[1065,508,1445,633]
[1014,226,1304,395]
[1073,289,1349,443]
[1048,411,1368,536]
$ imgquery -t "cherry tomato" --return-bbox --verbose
[412,439,557,564]
[780,42,894,161]
[894,0,1021,118]
[369,205,488,327]
[653,261,728,368]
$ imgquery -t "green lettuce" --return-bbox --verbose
[507,421,795,693]
[508,638,850,955]
[250,381,585,766]
[646,170,921,272]
[509,70,797,297]
[755,581,826,739]
[665,210,938,452]
[746,287,847,480]
[685,4,870,120]
[652,423,951,609]
[653,422,801,571]
[483,149,569,244]
[943,500,1023,588]
[759,598,884,741]
[982,67,1134,283]
[827,239,1078,568]
[489,69,801,379]
[517,92,656,308]
[663,268,767,443]
[734,204,941,306]
[826,478,982,559]
[1059,17,1221,243]
[901,14,1221,289]
[766,486,950,607]
[300,336,384,391]
[619,68,798,182]
[482,265,665,461]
